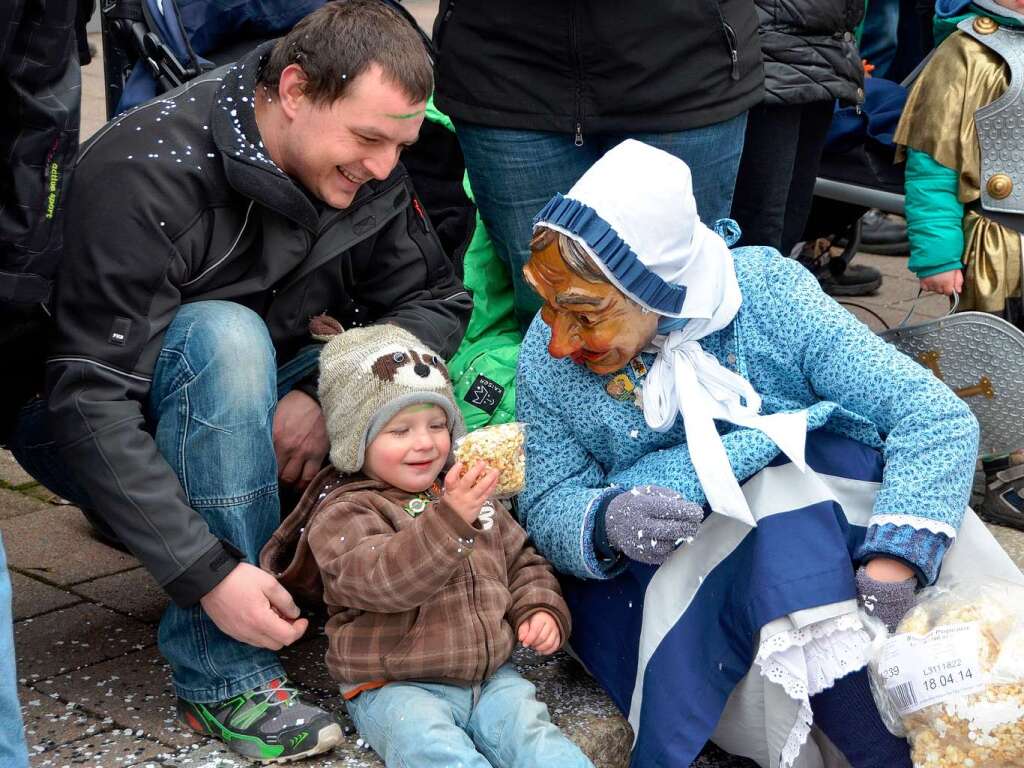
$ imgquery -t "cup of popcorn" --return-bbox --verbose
[868,580,1024,768]
[453,422,526,498]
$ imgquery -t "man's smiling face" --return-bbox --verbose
[278,62,424,209]
[523,234,658,375]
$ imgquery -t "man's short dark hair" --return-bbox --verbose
[260,0,433,106]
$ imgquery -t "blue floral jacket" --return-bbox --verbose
[516,246,979,585]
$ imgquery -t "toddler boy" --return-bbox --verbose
[267,318,593,768]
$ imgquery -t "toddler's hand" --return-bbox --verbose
[920,269,962,297]
[443,461,500,525]
[517,610,561,655]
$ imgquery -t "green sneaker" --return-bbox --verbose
[178,678,342,763]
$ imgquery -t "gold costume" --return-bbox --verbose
[894,29,1022,313]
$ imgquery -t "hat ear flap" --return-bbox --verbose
[310,314,345,342]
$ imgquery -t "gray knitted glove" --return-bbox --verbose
[856,565,918,633]
[605,485,704,565]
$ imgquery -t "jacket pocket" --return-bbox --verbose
[433,0,456,51]
[705,0,741,81]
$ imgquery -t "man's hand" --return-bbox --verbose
[200,562,309,650]
[920,269,963,297]
[443,461,500,525]
[518,610,561,655]
[273,390,329,490]
[605,485,704,565]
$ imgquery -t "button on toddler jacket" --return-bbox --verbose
[265,469,571,694]
[45,42,473,608]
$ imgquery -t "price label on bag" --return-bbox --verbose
[878,622,988,715]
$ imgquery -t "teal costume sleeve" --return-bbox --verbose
[905,147,965,279]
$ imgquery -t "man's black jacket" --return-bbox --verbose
[46,43,473,608]
[432,0,764,136]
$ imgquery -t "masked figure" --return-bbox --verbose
[515,140,1022,768]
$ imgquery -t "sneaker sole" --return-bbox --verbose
[182,704,343,763]
[976,508,1024,533]
[253,723,344,764]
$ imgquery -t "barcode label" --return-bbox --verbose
[879,622,986,714]
[888,682,917,711]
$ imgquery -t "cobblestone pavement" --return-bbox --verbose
[10,10,1022,768]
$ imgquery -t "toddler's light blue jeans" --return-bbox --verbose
[346,663,594,768]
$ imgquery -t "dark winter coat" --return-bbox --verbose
[46,42,472,608]
[755,0,865,106]
[432,0,764,137]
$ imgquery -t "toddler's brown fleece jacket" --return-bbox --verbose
[262,467,571,697]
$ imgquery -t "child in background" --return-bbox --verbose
[894,0,1024,531]
[895,0,1024,318]
[270,317,593,768]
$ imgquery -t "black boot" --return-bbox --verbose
[796,223,882,297]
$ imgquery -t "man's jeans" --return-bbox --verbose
[453,115,748,331]
[346,664,594,768]
[8,301,320,702]
[0,534,29,767]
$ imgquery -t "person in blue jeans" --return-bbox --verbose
[431,0,763,331]
[0,535,29,768]
[7,3,471,763]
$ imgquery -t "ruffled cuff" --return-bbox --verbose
[856,522,952,586]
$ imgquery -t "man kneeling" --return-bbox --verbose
[9,1,471,761]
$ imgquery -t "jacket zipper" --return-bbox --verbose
[466,557,491,678]
[723,20,740,81]
[706,0,740,81]
[435,0,455,49]
[569,1,584,146]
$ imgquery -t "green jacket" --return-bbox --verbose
[428,102,522,430]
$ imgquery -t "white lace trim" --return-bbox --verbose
[869,514,958,539]
[755,614,872,768]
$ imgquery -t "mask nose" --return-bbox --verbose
[413,362,430,377]
[547,313,582,359]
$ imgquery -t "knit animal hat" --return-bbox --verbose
[311,316,464,474]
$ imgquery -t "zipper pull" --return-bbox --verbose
[723,21,740,81]
[412,196,429,232]
[574,122,584,147]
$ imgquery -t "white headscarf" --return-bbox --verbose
[533,140,808,526]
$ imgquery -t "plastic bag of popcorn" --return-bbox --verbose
[454,422,526,499]
[866,579,1024,767]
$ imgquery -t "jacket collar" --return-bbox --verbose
[210,42,319,232]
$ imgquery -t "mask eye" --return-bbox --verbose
[392,352,406,363]
[430,355,440,366]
